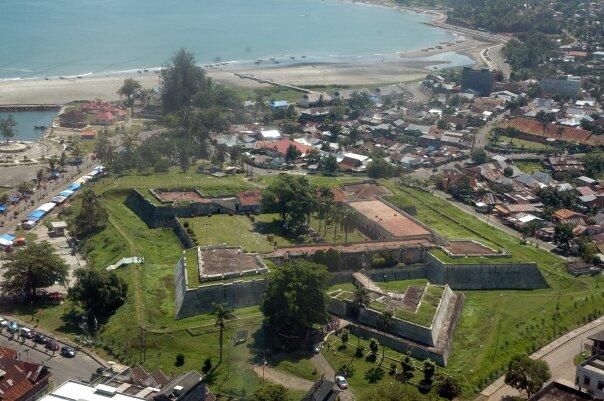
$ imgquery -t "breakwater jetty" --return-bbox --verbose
[0,104,61,112]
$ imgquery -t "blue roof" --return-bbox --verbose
[0,234,15,241]
[0,205,6,212]
[269,100,289,108]
[68,182,81,191]
[59,190,74,197]
[27,210,45,221]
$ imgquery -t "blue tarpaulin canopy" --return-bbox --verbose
[68,182,81,191]
[0,205,6,213]
[27,210,45,221]
[59,190,74,197]
[0,234,15,241]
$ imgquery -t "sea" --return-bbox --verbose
[0,0,472,80]
[0,111,58,142]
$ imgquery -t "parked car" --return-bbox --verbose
[8,321,20,333]
[313,343,322,354]
[45,340,60,351]
[335,375,348,389]
[34,332,47,344]
[0,317,8,328]
[60,346,76,358]
[20,327,33,339]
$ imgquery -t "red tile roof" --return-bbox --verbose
[503,118,603,146]
[554,208,585,220]
[255,139,311,156]
[0,353,51,401]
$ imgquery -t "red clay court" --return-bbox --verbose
[155,190,210,203]
[342,183,392,201]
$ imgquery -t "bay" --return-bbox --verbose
[0,0,459,79]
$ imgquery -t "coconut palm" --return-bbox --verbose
[377,310,394,332]
[317,186,334,238]
[353,287,371,309]
[211,303,235,363]
[339,207,356,243]
[331,203,344,244]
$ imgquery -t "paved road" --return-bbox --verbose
[473,111,508,150]
[311,353,355,401]
[0,159,96,235]
[486,44,511,80]
[481,317,604,401]
[0,327,102,385]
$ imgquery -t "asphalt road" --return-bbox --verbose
[0,327,102,385]
[482,317,604,400]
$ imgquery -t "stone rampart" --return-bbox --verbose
[425,252,549,289]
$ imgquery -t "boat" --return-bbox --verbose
[34,125,47,130]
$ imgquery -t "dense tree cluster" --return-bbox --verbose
[261,260,330,341]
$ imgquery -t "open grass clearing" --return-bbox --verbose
[514,160,545,174]
[376,278,429,294]
[183,215,275,253]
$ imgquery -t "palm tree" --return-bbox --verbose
[353,287,371,309]
[331,203,344,244]
[339,207,356,243]
[377,310,394,332]
[317,186,334,238]
[211,303,234,363]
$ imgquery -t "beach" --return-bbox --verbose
[0,34,491,105]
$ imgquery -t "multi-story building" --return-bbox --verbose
[460,67,498,96]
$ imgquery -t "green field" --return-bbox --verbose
[381,181,604,393]
[184,215,275,253]
[369,285,443,327]
[8,170,604,399]
[514,160,545,174]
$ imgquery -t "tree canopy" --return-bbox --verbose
[505,354,551,397]
[1,241,68,301]
[261,260,330,340]
[261,174,315,234]
[68,268,128,324]
[252,384,289,401]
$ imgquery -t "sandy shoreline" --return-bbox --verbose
[0,2,497,105]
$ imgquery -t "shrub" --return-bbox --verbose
[175,353,185,366]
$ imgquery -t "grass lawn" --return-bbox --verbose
[254,213,368,247]
[184,247,199,287]
[183,215,275,253]
[322,332,442,398]
[514,160,545,174]
[268,351,318,382]
[369,285,443,327]
[492,135,550,151]
[428,248,512,265]
[376,278,428,294]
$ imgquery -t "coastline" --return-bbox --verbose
[0,2,500,105]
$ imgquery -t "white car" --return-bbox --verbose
[335,375,348,389]
[0,317,7,327]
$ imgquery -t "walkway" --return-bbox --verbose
[311,353,355,401]
[252,364,314,391]
[480,317,604,401]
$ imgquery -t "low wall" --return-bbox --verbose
[173,217,195,249]
[425,253,549,290]
[362,265,428,282]
[358,307,435,346]
[348,324,446,366]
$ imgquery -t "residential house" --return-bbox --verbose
[576,354,604,398]
[255,139,312,158]
[0,349,52,401]
[94,112,116,126]
[268,100,289,110]
[300,379,341,401]
[59,110,86,128]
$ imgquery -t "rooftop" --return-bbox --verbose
[349,200,430,238]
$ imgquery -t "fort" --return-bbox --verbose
[125,182,548,365]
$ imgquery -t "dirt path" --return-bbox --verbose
[252,364,314,391]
